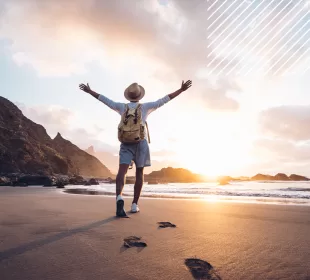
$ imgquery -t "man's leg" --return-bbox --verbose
[116,164,129,217]
[133,167,144,205]
[116,164,129,197]
[131,139,149,212]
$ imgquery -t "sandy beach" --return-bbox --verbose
[0,186,310,280]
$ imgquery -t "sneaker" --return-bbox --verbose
[116,195,128,218]
[131,203,140,213]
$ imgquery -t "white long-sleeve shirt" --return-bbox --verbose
[97,94,171,124]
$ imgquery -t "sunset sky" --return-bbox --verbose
[1,0,309,177]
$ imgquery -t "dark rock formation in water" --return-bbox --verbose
[251,173,309,181]
[17,175,54,186]
[251,173,274,181]
[0,176,11,186]
[289,174,309,181]
[145,167,203,183]
[274,173,290,181]
[88,178,99,185]
[0,96,112,178]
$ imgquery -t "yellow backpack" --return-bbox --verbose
[118,104,150,144]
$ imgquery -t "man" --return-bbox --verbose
[79,80,192,217]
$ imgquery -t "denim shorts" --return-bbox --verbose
[119,139,151,168]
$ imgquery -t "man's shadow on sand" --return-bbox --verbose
[0,215,133,262]
[185,258,222,280]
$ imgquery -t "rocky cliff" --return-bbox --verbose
[0,96,112,177]
[54,133,112,177]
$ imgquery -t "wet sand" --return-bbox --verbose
[0,186,310,279]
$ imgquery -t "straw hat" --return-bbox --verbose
[124,83,145,102]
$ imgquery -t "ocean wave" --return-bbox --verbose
[63,187,310,200]
[277,187,310,192]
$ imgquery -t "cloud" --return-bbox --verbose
[0,0,242,111]
[17,102,118,153]
[1,0,308,117]
[17,103,74,126]
[244,137,310,175]
[259,105,310,141]
[200,79,241,111]
[252,138,310,161]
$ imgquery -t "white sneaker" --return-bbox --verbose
[131,203,140,213]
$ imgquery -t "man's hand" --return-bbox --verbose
[168,79,192,100]
[79,83,92,93]
[180,80,192,92]
[79,83,99,99]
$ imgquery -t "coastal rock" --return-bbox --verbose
[147,179,159,184]
[12,183,28,187]
[84,178,100,186]
[251,173,309,181]
[56,182,66,188]
[55,177,68,188]
[17,175,54,186]
[0,176,11,186]
[0,96,113,177]
[289,174,309,181]
[145,167,203,183]
[251,173,274,181]
[89,178,99,185]
[274,173,290,181]
[69,175,85,185]
[217,176,232,185]
[125,177,136,184]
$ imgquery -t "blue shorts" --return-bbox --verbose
[119,139,151,168]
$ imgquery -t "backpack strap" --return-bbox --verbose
[123,104,129,125]
[134,104,141,124]
[124,104,129,115]
[145,121,151,144]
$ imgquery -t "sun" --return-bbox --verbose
[172,125,253,177]
[163,108,255,178]
[182,146,250,177]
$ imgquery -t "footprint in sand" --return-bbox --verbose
[157,222,176,228]
[185,258,222,280]
[123,236,147,248]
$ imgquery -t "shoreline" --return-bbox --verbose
[2,183,310,206]
[62,187,310,206]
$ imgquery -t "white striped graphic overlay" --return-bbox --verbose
[207,0,310,76]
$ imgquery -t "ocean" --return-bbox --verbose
[65,181,310,206]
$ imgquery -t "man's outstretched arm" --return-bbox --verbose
[79,83,124,114]
[143,80,192,114]
[168,80,192,100]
